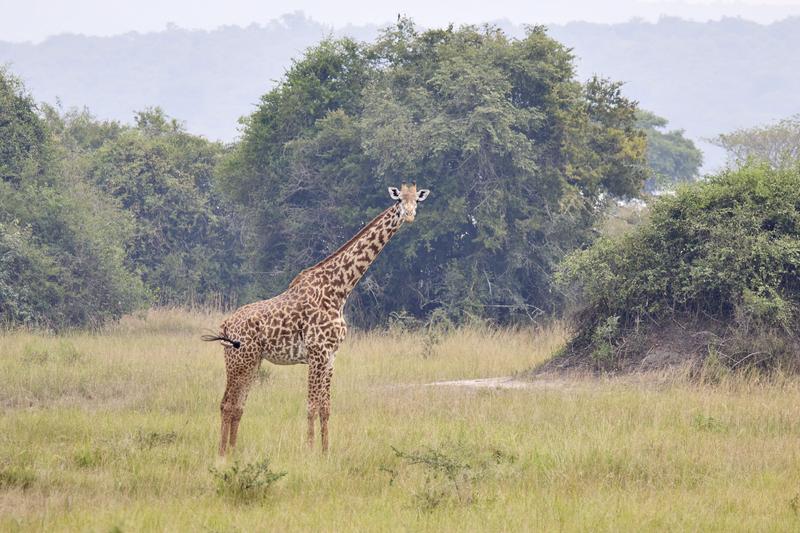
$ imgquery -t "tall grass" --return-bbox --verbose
[1,309,799,531]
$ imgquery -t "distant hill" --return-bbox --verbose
[0,14,376,142]
[544,17,800,171]
[2,13,798,171]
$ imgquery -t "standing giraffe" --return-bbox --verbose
[203,184,430,455]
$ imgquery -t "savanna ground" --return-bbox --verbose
[1,309,800,531]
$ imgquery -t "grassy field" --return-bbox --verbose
[2,309,800,531]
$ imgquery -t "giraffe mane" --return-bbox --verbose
[288,204,398,288]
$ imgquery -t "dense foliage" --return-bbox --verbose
[222,22,648,326]
[8,21,731,329]
[636,110,702,190]
[87,108,246,307]
[0,70,143,327]
[558,163,800,366]
[0,69,244,328]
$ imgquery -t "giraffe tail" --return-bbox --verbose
[201,334,241,349]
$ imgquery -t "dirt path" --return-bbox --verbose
[426,376,576,390]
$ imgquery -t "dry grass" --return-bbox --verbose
[1,309,800,531]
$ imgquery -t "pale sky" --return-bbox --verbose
[2,0,800,42]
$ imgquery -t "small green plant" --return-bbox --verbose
[419,309,454,359]
[790,492,800,515]
[392,445,474,512]
[21,344,50,364]
[209,458,286,502]
[591,315,620,367]
[256,366,272,384]
[387,310,421,335]
[691,413,728,433]
[700,346,731,384]
[73,447,104,468]
[0,465,36,490]
[21,341,85,365]
[57,341,85,364]
[135,430,178,449]
[387,444,516,512]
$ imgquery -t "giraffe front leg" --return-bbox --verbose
[306,354,334,451]
[319,356,334,453]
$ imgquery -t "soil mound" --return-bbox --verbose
[532,317,796,376]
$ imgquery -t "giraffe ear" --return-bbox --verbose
[416,189,430,202]
[388,187,402,200]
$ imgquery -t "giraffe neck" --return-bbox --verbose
[329,203,404,298]
[292,204,404,305]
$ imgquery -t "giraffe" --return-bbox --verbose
[203,184,430,455]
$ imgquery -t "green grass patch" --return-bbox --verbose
[2,309,800,531]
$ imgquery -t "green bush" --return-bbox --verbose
[1,70,245,329]
[558,163,800,370]
[0,71,145,329]
[385,443,517,512]
[220,21,648,326]
[209,458,286,503]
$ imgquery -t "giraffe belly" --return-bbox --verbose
[262,335,307,365]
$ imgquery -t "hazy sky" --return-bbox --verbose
[2,0,800,42]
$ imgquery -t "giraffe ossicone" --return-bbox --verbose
[204,184,430,455]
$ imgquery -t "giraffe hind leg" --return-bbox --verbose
[219,388,231,456]
[219,358,259,456]
[228,406,245,448]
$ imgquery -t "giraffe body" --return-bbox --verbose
[208,184,429,455]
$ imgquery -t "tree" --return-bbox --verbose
[0,71,144,328]
[88,107,247,306]
[712,115,800,170]
[636,110,702,190]
[221,21,648,326]
[0,67,49,185]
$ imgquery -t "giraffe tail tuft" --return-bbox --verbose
[201,334,241,349]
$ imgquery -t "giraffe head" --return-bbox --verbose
[388,183,430,223]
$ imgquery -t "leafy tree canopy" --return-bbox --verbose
[87,107,247,307]
[636,110,703,190]
[0,71,143,328]
[0,67,49,185]
[1,71,246,328]
[221,21,648,326]
[712,114,800,170]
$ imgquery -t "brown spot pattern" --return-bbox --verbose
[213,194,420,455]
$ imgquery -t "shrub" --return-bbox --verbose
[134,430,178,449]
[209,458,286,503]
[558,163,800,371]
[21,341,86,365]
[385,444,516,512]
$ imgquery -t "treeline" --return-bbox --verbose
[0,73,247,327]
[3,14,798,173]
[1,22,702,329]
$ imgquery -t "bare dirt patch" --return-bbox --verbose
[427,375,579,390]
